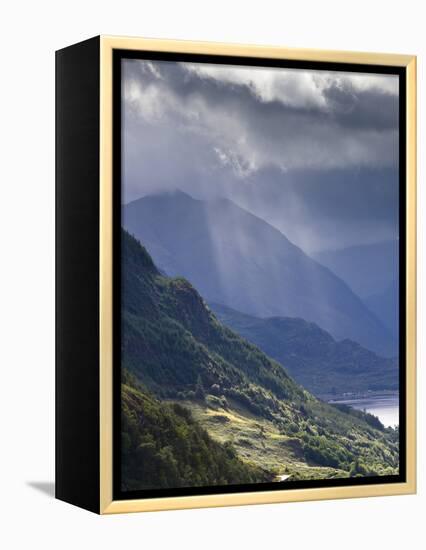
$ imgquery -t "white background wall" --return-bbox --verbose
[0,1,423,548]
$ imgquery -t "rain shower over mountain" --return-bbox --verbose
[123,190,395,357]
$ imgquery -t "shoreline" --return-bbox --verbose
[323,392,400,428]
[319,389,399,404]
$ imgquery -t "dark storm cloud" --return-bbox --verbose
[226,166,398,252]
[122,58,399,252]
[322,84,398,131]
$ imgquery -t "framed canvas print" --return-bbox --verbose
[55,36,416,514]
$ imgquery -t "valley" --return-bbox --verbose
[210,302,398,396]
[121,229,399,490]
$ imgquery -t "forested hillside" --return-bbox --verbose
[122,371,268,490]
[210,302,398,396]
[121,230,399,489]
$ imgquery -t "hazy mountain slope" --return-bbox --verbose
[121,229,399,482]
[313,241,398,299]
[123,191,394,356]
[210,302,398,396]
[364,279,399,339]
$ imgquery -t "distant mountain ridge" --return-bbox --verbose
[210,302,398,396]
[313,241,399,299]
[364,279,399,339]
[123,190,395,356]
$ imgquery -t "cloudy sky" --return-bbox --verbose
[122,58,399,253]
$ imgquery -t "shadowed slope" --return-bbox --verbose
[210,302,398,396]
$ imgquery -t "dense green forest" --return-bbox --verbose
[121,230,399,489]
[122,371,268,490]
[210,302,398,396]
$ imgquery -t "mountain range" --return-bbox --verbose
[123,191,395,356]
[210,302,398,396]
[121,229,399,488]
[314,242,399,343]
[313,240,399,299]
[364,279,399,339]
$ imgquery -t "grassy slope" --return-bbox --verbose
[122,230,399,485]
[122,371,268,490]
